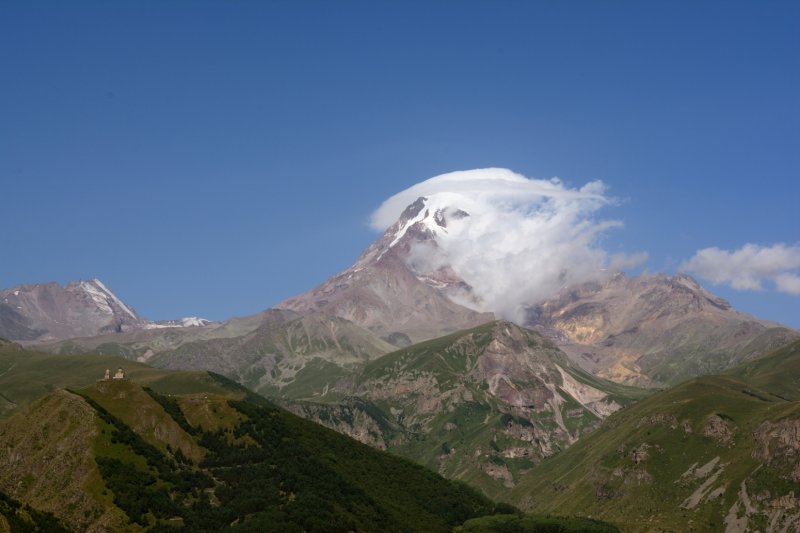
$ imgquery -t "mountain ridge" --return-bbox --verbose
[527,272,798,386]
[277,196,494,343]
[0,278,215,344]
[282,320,648,497]
[506,339,800,532]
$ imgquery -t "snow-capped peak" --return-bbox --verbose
[357,195,472,266]
[387,196,470,248]
[179,316,211,327]
[78,279,138,319]
[142,316,213,329]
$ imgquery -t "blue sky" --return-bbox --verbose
[1,1,798,327]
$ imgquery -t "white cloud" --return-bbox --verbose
[775,273,800,295]
[371,168,646,321]
[371,168,608,230]
[680,243,800,295]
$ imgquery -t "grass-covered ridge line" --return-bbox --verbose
[43,378,518,531]
[0,342,240,418]
[73,387,213,528]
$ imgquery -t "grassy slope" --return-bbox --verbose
[145,314,396,403]
[640,324,799,386]
[0,389,133,531]
[0,361,514,532]
[83,378,509,532]
[351,321,648,498]
[0,343,237,418]
[728,338,800,401]
[508,339,800,532]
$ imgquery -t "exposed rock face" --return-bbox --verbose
[703,414,735,444]
[0,279,143,342]
[753,419,800,482]
[1,279,218,345]
[481,462,516,488]
[527,272,798,386]
[283,398,399,450]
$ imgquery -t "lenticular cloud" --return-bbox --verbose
[371,168,647,321]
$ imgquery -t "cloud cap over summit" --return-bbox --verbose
[372,169,646,321]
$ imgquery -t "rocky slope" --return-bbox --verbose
[0,279,144,342]
[277,197,494,343]
[507,339,800,532]
[282,196,796,388]
[0,279,216,344]
[527,272,798,386]
[285,321,647,497]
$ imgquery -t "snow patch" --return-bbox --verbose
[78,281,113,315]
[142,317,211,329]
[180,317,211,327]
[90,279,137,319]
[77,279,137,319]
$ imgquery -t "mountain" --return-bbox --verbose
[0,279,215,344]
[283,195,796,387]
[0,359,518,532]
[0,279,143,342]
[36,307,287,363]
[19,198,796,395]
[150,311,396,397]
[506,338,800,532]
[284,321,648,498]
[527,272,798,386]
[30,308,397,400]
[278,197,494,343]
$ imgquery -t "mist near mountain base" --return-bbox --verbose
[374,169,647,321]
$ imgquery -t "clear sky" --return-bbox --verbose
[1,1,798,327]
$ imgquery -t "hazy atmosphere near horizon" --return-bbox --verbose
[1,1,798,327]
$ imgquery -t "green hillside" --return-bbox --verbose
[0,342,240,418]
[0,371,512,531]
[508,339,800,532]
[291,321,648,498]
[728,338,800,401]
